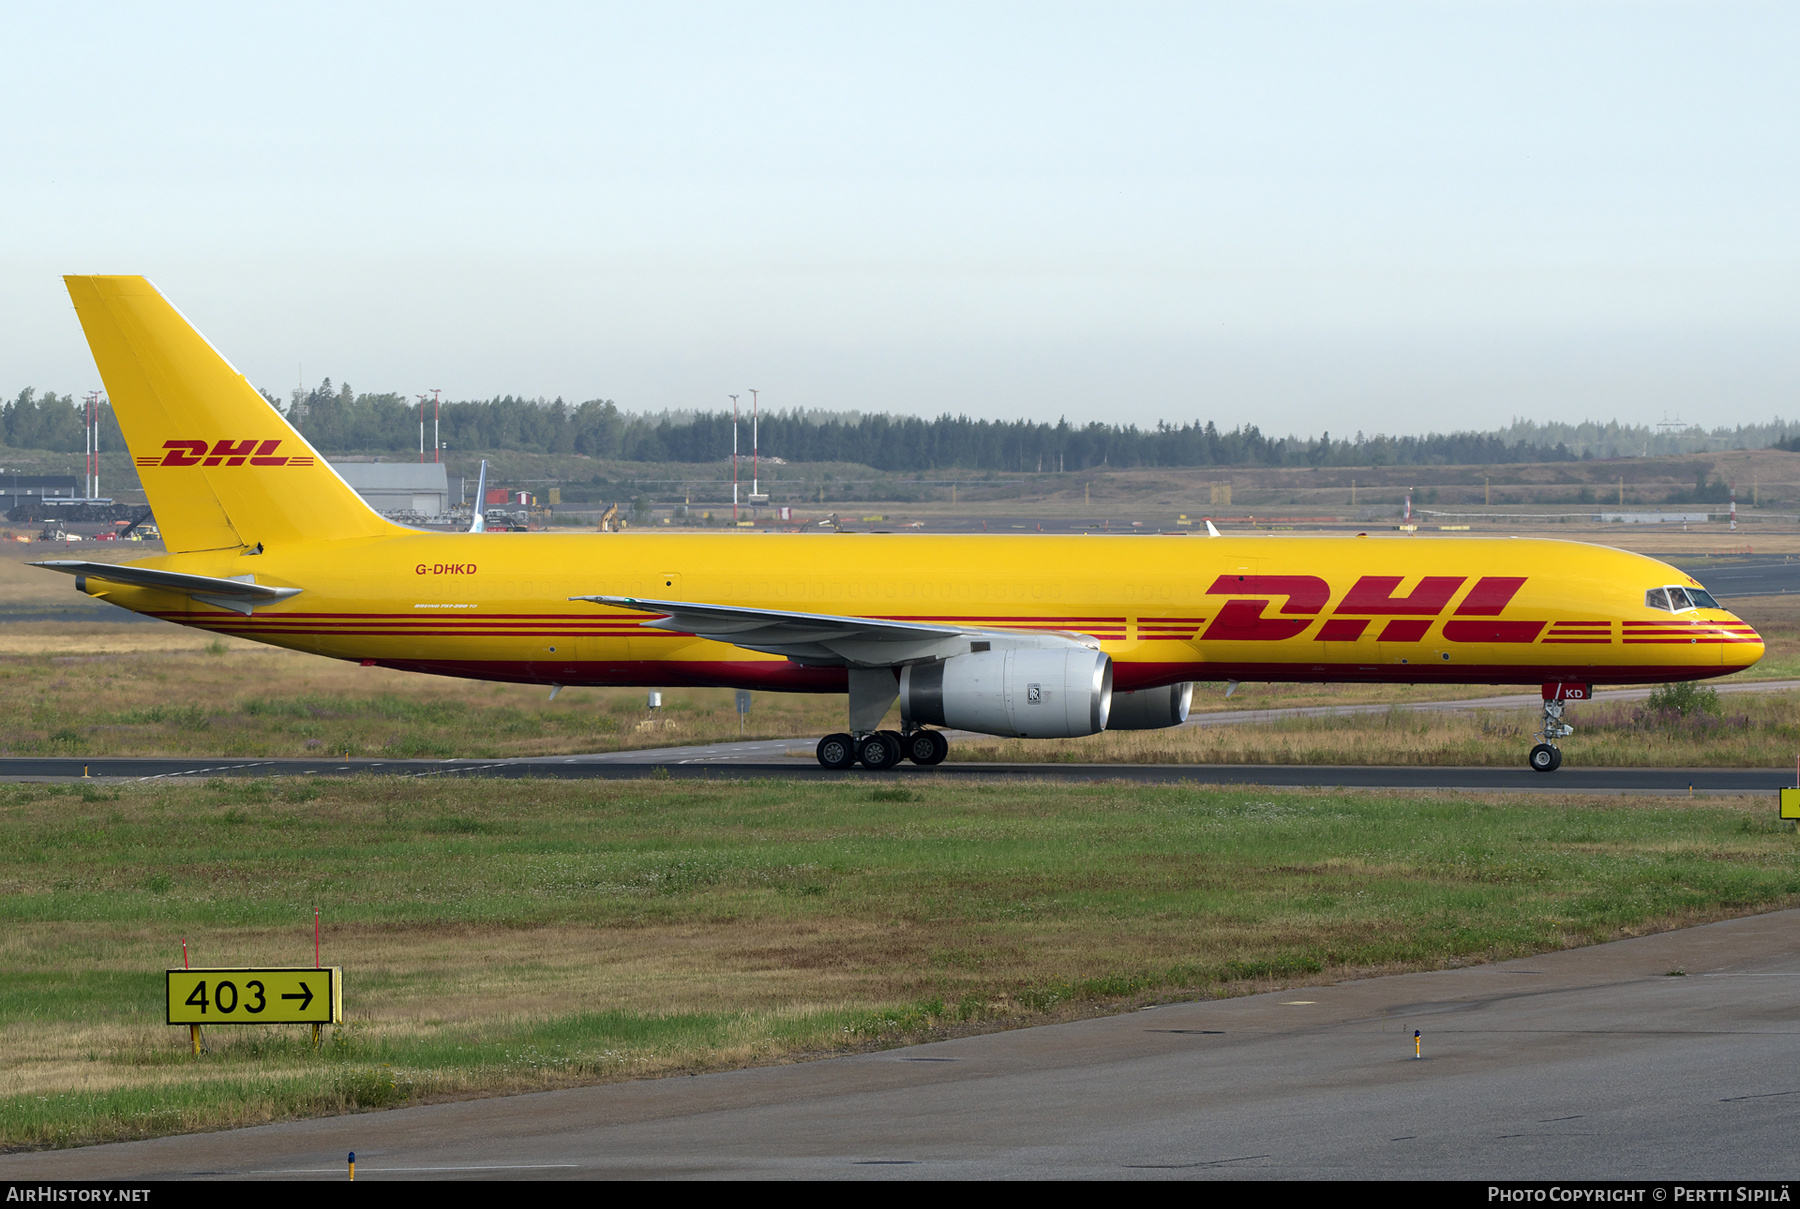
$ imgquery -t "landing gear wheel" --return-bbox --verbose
[905,730,949,766]
[1550,747,1563,770]
[817,732,856,769]
[857,731,902,770]
[1528,743,1560,772]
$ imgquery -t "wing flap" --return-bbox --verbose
[574,595,965,643]
[573,594,1096,667]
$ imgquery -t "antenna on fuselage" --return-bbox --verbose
[1205,520,1221,537]
[469,459,488,533]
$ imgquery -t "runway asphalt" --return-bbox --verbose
[1673,555,1800,597]
[1177,676,1800,729]
[0,754,1789,793]
[8,908,1800,1180]
[7,676,1794,792]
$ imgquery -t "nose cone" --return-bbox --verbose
[1720,611,1764,673]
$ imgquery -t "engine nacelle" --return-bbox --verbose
[900,648,1112,738]
[1106,682,1193,730]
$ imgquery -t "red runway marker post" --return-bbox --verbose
[313,909,323,1048]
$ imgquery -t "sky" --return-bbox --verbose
[2,2,1796,436]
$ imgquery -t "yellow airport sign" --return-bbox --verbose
[166,967,341,1025]
[1781,789,1800,820]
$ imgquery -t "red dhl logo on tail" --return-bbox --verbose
[135,440,316,468]
[1202,574,1543,643]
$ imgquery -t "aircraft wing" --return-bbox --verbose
[573,594,1093,667]
[33,560,303,616]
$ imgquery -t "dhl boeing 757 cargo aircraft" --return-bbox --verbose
[36,276,1764,772]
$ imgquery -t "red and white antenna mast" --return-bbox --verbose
[83,391,103,498]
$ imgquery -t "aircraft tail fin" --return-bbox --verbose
[63,275,399,553]
[469,459,488,533]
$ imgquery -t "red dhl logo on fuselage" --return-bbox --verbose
[1198,575,1754,645]
[1203,574,1538,642]
[135,440,316,468]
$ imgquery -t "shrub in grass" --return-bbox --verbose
[1646,682,1723,718]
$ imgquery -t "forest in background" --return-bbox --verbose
[5,380,1799,472]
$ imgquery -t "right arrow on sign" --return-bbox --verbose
[282,983,314,1011]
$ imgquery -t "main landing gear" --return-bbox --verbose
[1528,695,1575,772]
[818,666,949,770]
[816,729,948,770]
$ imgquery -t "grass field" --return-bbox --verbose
[954,687,1800,767]
[0,632,850,759]
[11,630,1800,765]
[2,775,1797,1150]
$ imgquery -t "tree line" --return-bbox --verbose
[7,379,1800,471]
[282,379,1591,470]
[1,389,124,454]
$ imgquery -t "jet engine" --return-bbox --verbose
[899,648,1112,738]
[1106,682,1193,730]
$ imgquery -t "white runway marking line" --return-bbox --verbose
[405,761,511,779]
[138,760,274,782]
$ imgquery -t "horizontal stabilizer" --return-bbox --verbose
[33,560,302,616]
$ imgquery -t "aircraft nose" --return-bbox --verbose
[1720,612,1764,670]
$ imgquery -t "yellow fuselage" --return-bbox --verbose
[87,531,1762,693]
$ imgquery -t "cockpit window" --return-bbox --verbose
[1646,585,1720,612]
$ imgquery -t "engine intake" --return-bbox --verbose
[900,649,1112,738]
[1106,682,1193,730]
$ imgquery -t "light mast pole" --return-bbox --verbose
[82,392,91,498]
[749,388,759,501]
[729,394,740,522]
[430,389,442,463]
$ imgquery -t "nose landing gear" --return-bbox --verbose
[1528,696,1574,772]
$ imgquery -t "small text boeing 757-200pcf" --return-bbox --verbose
[38,277,1763,771]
